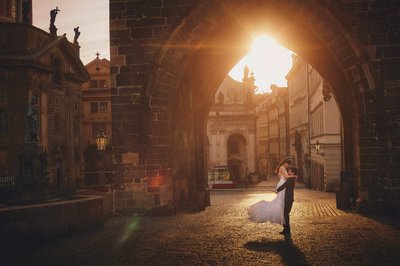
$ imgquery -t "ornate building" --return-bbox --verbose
[207,67,257,184]
[0,3,89,191]
[286,55,342,191]
[286,55,310,183]
[82,55,111,148]
[308,67,342,192]
[81,55,112,185]
[255,85,289,179]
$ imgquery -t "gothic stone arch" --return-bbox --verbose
[110,0,400,213]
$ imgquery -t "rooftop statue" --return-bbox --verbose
[49,7,60,36]
[73,26,81,45]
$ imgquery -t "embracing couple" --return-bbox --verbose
[248,158,298,235]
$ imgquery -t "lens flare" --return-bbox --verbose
[119,215,141,243]
[229,35,293,94]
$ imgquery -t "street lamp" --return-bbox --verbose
[94,128,113,211]
[95,129,107,151]
[315,140,321,154]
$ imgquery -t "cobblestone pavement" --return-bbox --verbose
[2,188,400,266]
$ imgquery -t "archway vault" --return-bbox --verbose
[145,0,377,210]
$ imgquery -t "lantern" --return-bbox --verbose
[95,129,107,151]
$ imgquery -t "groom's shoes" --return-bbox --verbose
[279,230,291,235]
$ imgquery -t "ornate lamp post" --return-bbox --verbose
[94,128,114,213]
[95,129,107,151]
[315,140,321,154]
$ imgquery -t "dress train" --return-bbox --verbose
[247,177,286,224]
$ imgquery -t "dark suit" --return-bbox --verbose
[276,177,296,232]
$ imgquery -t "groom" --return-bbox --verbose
[276,167,298,235]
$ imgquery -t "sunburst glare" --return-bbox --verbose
[229,36,293,94]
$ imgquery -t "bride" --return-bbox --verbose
[247,157,294,224]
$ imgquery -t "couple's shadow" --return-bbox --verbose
[244,235,310,266]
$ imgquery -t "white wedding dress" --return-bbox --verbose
[247,175,286,224]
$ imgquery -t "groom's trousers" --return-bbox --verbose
[283,200,294,232]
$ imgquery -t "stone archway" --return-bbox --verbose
[147,0,372,209]
[110,0,399,213]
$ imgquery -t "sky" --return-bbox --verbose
[32,0,110,64]
[228,36,294,94]
[32,2,292,92]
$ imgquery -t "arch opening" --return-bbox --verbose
[226,133,247,183]
[146,0,376,210]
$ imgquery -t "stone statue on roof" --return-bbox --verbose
[243,65,249,79]
[49,7,60,36]
[73,26,81,45]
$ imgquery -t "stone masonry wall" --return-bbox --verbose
[110,0,400,213]
[110,0,198,211]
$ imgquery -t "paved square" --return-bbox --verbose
[2,188,400,265]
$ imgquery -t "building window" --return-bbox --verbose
[90,102,98,113]
[99,102,108,112]
[52,58,63,85]
[99,80,107,88]
[311,104,324,137]
[89,80,107,88]
[90,80,97,88]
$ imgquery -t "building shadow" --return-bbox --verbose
[361,213,400,230]
[244,235,310,266]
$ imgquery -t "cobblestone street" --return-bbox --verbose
[3,188,400,266]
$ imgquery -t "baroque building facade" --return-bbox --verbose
[207,68,257,184]
[255,85,289,179]
[286,55,342,191]
[0,3,89,190]
[308,67,342,192]
[81,55,112,185]
[286,55,310,184]
[82,55,111,148]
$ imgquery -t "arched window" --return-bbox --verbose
[52,58,63,85]
[227,133,247,183]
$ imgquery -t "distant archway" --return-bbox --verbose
[227,133,247,183]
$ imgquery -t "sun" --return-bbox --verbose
[228,36,294,94]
